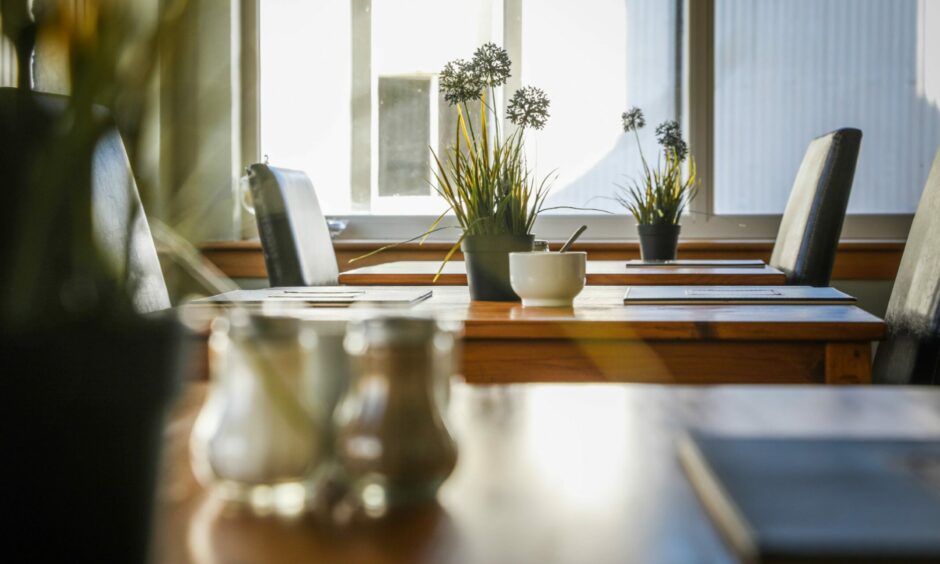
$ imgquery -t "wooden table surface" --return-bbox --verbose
[153,382,940,564]
[189,286,886,384]
[338,260,788,286]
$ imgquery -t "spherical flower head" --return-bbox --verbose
[655,120,688,161]
[439,58,482,106]
[507,86,550,130]
[621,107,645,132]
[471,42,512,87]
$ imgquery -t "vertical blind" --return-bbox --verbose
[714,0,940,215]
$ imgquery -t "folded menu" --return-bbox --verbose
[199,287,433,307]
[624,259,766,268]
[679,432,940,563]
[623,285,855,305]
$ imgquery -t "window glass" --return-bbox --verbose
[521,0,679,214]
[260,0,351,213]
[714,0,940,214]
[260,0,680,216]
[261,0,498,215]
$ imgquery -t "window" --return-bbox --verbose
[259,0,680,218]
[713,0,940,215]
[260,0,501,215]
[519,0,679,214]
[259,1,352,214]
[256,0,940,239]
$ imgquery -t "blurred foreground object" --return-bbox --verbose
[189,311,460,522]
[335,315,458,517]
[190,312,322,516]
[0,1,190,561]
[680,432,940,562]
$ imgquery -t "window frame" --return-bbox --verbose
[244,0,916,242]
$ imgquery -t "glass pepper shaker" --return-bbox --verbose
[190,311,322,515]
[333,315,458,517]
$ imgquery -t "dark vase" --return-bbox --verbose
[0,316,188,563]
[461,234,535,301]
[637,223,681,261]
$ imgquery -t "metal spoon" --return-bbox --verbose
[559,225,588,253]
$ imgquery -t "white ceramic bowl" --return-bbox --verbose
[509,251,587,307]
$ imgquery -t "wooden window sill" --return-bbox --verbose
[198,239,905,281]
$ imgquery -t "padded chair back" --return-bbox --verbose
[872,148,940,385]
[770,128,862,286]
[247,163,338,286]
[0,88,170,314]
[91,127,171,313]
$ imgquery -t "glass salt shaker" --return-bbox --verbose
[333,315,458,517]
[190,311,322,515]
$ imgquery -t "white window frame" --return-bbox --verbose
[245,0,915,242]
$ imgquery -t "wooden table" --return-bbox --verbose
[338,260,787,286]
[191,286,886,385]
[153,382,940,564]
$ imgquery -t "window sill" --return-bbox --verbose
[199,238,905,281]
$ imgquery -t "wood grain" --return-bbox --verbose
[183,286,886,384]
[198,239,268,278]
[825,342,873,384]
[337,260,788,286]
[152,382,940,564]
[185,286,886,342]
[198,239,905,280]
[462,340,827,384]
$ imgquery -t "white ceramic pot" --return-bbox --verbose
[509,251,587,307]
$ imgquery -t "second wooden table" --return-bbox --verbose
[193,286,885,385]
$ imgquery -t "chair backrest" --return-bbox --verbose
[90,126,171,313]
[248,163,338,286]
[0,87,170,314]
[872,148,940,385]
[770,128,862,286]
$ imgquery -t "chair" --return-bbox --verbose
[769,128,863,286]
[0,87,170,313]
[1,84,176,561]
[91,124,171,313]
[872,148,940,385]
[247,163,339,286]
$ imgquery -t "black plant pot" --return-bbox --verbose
[0,316,188,563]
[461,234,535,301]
[637,223,681,261]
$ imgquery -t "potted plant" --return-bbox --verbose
[435,44,558,300]
[0,3,188,561]
[355,44,553,301]
[616,107,699,261]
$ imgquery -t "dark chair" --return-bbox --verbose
[769,128,863,286]
[0,87,170,313]
[1,82,176,562]
[247,163,339,286]
[872,148,940,385]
